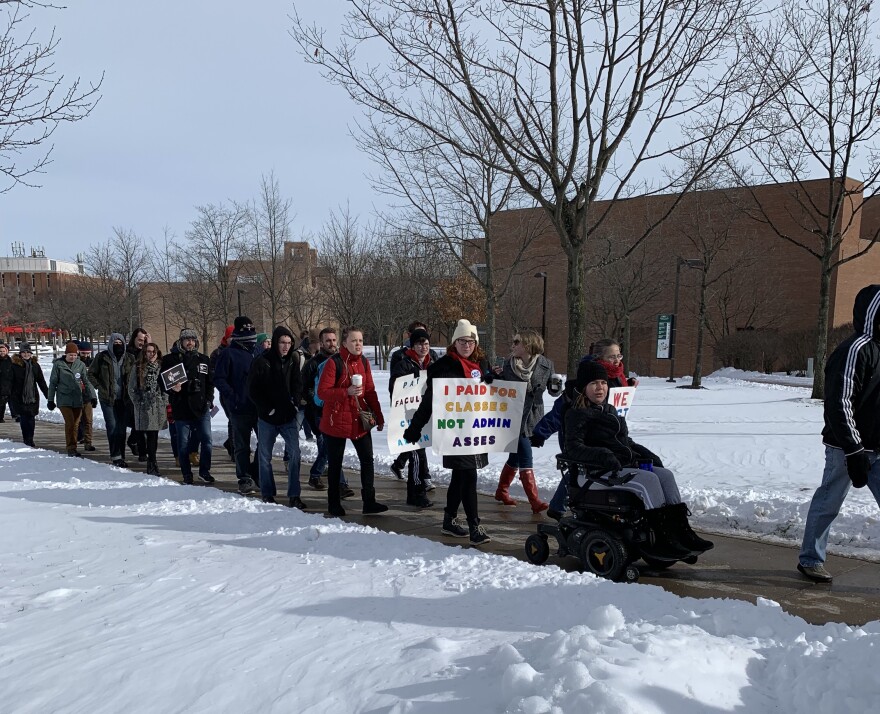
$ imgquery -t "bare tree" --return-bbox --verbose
[292,0,771,373]
[241,172,299,326]
[182,202,248,326]
[737,0,880,398]
[0,1,100,190]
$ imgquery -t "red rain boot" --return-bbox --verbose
[494,463,518,506]
[520,469,548,514]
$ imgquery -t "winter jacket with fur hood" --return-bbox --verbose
[9,355,48,416]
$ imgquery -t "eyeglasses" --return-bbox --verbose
[456,338,476,346]
[604,354,623,361]
[145,350,157,355]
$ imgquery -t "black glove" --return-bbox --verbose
[47,401,56,411]
[90,398,98,408]
[402,425,421,444]
[529,434,545,448]
[846,451,870,489]
[602,454,623,473]
[482,370,495,384]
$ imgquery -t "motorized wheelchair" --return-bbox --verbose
[524,455,698,582]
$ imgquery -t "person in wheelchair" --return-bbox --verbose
[563,360,713,558]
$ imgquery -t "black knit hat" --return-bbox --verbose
[234,316,254,332]
[576,359,609,390]
[410,328,430,344]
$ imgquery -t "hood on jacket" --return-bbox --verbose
[268,326,294,362]
[108,332,125,348]
[853,285,880,339]
[12,354,37,367]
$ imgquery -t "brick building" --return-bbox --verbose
[488,178,880,376]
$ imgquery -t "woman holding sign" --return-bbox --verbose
[403,319,494,546]
[128,343,167,476]
[494,329,563,512]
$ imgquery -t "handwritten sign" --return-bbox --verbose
[608,386,636,418]
[160,364,188,391]
[388,370,432,455]
[430,378,525,456]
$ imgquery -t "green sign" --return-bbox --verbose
[656,314,673,359]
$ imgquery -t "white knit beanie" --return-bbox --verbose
[451,319,479,344]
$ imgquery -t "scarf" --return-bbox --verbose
[596,358,626,383]
[144,361,160,394]
[22,358,37,404]
[405,348,430,370]
[510,354,539,392]
[449,351,482,379]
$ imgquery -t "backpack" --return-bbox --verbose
[313,353,369,407]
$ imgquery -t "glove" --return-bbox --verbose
[90,398,98,408]
[602,455,623,473]
[846,451,870,489]
[529,434,545,448]
[402,425,421,444]
[47,401,56,411]
[482,371,495,384]
[377,422,384,432]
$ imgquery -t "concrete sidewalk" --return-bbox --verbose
[2,417,879,626]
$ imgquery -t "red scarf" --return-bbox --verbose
[449,351,482,379]
[405,348,430,369]
[597,358,626,382]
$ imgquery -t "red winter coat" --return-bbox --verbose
[317,347,384,440]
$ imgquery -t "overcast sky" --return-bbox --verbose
[1,0,375,261]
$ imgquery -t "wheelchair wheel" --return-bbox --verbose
[579,528,628,581]
[525,534,550,565]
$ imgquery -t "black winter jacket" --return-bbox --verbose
[0,354,13,398]
[247,326,302,426]
[408,353,494,471]
[160,349,214,421]
[389,349,435,395]
[823,284,880,454]
[9,355,48,416]
[564,401,662,472]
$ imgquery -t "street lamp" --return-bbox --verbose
[667,258,705,383]
[237,289,245,317]
[534,272,548,341]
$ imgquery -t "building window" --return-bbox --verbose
[46,274,50,290]
[32,274,36,288]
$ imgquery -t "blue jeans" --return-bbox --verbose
[549,468,569,513]
[506,435,533,468]
[800,447,880,566]
[176,413,213,477]
[297,408,314,439]
[310,431,328,478]
[258,418,301,499]
[100,398,128,460]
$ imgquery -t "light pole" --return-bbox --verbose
[534,272,548,341]
[237,289,245,317]
[667,258,705,383]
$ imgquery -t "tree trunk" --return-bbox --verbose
[622,313,631,373]
[484,291,498,365]
[812,257,832,400]
[565,242,587,377]
[691,272,709,389]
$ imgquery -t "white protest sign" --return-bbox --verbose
[387,370,432,455]
[608,386,636,418]
[430,378,525,456]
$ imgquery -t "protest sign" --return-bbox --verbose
[608,386,636,418]
[387,370,431,455]
[160,364,188,391]
[430,378,525,456]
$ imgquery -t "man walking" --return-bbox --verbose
[160,328,215,485]
[247,326,307,509]
[214,316,260,495]
[0,340,12,422]
[76,341,96,451]
[88,333,134,467]
[799,284,880,583]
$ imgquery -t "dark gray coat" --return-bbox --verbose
[502,354,561,438]
[128,361,168,431]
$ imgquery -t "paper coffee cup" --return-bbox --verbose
[351,374,363,387]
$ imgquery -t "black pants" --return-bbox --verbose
[19,411,35,445]
[407,448,429,497]
[392,450,412,471]
[446,468,479,524]
[145,430,159,462]
[325,434,375,507]
[0,397,8,420]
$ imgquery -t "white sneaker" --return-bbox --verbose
[424,479,435,491]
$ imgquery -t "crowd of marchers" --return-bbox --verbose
[0,287,877,571]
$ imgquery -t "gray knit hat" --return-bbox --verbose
[179,328,198,341]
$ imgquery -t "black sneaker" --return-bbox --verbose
[183,475,194,484]
[406,495,433,508]
[441,516,468,538]
[127,440,138,456]
[308,477,327,491]
[67,450,83,458]
[328,503,346,517]
[262,496,276,504]
[797,563,833,583]
[84,444,96,452]
[469,523,492,546]
[340,486,355,499]
[198,472,215,484]
[363,501,388,515]
[289,497,307,510]
[112,458,128,468]
[390,464,405,480]
[238,478,259,495]
[138,454,147,463]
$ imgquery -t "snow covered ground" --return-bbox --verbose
[2,438,880,712]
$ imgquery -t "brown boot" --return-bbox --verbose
[520,469,548,514]
[494,463,518,506]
